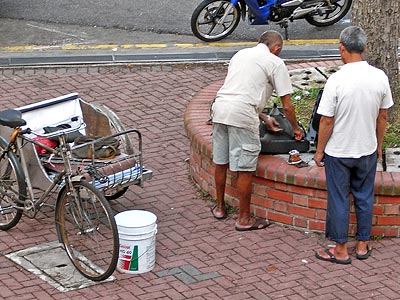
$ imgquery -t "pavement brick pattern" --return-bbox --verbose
[0,62,399,299]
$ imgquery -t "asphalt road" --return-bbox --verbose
[0,0,351,47]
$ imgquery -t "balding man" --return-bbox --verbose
[211,30,303,231]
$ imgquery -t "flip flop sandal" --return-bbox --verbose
[356,245,372,260]
[235,217,271,231]
[315,248,352,265]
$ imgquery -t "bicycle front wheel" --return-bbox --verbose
[0,137,26,230]
[55,181,119,281]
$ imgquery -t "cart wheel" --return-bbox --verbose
[104,186,129,201]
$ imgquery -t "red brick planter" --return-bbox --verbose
[184,60,400,238]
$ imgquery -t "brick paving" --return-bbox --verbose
[0,62,399,299]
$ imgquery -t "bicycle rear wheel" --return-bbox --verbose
[0,137,26,230]
[55,180,119,281]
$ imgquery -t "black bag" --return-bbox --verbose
[305,88,324,146]
[259,104,309,154]
[72,136,121,159]
[43,124,84,143]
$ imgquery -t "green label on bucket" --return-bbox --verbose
[129,245,139,271]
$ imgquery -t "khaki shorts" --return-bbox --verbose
[212,123,261,172]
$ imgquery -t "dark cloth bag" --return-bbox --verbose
[72,136,121,159]
[43,124,84,143]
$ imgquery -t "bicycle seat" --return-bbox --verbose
[0,109,27,128]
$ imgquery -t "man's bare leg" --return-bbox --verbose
[236,171,253,227]
[213,163,228,218]
[234,171,270,231]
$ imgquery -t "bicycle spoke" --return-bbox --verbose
[56,181,118,281]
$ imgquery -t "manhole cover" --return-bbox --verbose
[6,241,115,292]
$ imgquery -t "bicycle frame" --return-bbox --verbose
[5,125,146,218]
[5,123,85,218]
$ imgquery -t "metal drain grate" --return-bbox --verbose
[6,241,115,292]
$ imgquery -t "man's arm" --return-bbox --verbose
[376,108,388,161]
[280,94,303,138]
[313,115,334,167]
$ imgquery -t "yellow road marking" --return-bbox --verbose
[0,39,339,52]
[62,44,118,50]
[134,44,168,49]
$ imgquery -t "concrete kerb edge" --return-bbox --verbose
[0,57,340,72]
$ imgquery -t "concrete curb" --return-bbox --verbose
[0,49,341,67]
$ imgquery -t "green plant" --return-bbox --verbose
[290,87,321,128]
[270,87,321,130]
[371,235,384,241]
[382,123,400,148]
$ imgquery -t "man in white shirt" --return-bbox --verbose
[211,30,303,231]
[314,26,393,264]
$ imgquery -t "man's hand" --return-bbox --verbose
[313,151,325,167]
[293,125,304,140]
[260,113,283,133]
[267,116,283,132]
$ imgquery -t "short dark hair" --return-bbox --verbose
[339,26,367,53]
[258,30,283,48]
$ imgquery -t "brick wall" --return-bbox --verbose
[184,63,400,238]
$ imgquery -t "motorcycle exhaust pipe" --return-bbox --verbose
[281,0,305,7]
[281,0,333,8]
[290,6,320,19]
[288,1,331,19]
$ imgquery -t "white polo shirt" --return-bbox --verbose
[212,43,293,133]
[317,61,393,158]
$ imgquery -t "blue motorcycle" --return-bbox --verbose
[191,0,352,42]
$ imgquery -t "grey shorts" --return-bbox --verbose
[212,123,261,172]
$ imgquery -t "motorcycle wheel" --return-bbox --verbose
[191,0,240,42]
[305,0,352,27]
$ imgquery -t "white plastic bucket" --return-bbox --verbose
[115,210,157,274]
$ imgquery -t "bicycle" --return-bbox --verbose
[0,109,118,281]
